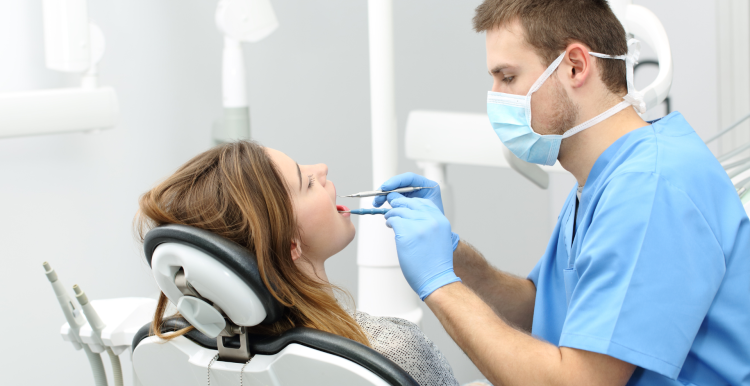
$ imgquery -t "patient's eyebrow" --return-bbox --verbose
[297,163,302,191]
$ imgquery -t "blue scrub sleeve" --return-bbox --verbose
[559,172,726,379]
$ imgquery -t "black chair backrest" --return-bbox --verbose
[140,224,420,386]
[132,319,420,386]
[144,224,285,325]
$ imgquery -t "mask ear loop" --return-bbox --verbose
[589,39,646,114]
[525,52,567,126]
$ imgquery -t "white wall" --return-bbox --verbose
[633,0,718,141]
[0,2,221,385]
[0,1,720,385]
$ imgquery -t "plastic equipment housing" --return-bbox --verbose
[43,0,90,72]
[143,224,285,326]
[60,297,156,355]
[0,88,119,138]
[132,318,419,386]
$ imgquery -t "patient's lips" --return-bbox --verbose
[337,205,351,218]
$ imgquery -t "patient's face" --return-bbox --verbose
[266,148,355,263]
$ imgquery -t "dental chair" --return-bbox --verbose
[131,224,419,386]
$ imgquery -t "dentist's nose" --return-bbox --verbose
[491,79,502,92]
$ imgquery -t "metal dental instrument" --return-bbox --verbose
[338,208,390,215]
[338,186,436,198]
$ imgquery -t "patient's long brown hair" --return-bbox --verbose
[135,141,369,346]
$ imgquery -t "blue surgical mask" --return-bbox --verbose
[487,39,645,166]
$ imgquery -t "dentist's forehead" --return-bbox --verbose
[485,22,540,70]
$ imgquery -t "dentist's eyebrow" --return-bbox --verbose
[296,163,302,191]
[489,64,512,76]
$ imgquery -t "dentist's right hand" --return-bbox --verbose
[385,196,461,301]
[373,172,445,213]
[375,172,461,251]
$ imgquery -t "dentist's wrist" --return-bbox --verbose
[451,232,460,251]
[418,269,461,301]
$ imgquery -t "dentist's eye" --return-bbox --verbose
[308,175,315,188]
[502,76,515,84]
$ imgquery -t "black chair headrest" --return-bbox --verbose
[144,224,285,325]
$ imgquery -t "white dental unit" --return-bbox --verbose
[213,0,278,144]
[10,0,733,385]
[0,0,119,138]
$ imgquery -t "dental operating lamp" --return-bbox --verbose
[0,0,119,139]
[212,0,278,144]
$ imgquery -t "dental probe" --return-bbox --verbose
[338,208,390,215]
[338,186,436,198]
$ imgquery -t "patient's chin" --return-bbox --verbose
[345,224,356,244]
[333,223,356,256]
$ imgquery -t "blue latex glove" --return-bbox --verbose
[374,173,460,251]
[373,172,445,212]
[384,196,461,300]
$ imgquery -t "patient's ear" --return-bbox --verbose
[290,241,302,261]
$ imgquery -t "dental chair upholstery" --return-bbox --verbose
[131,224,419,386]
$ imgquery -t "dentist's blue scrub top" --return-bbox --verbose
[528,112,750,385]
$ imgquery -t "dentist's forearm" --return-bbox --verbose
[453,241,536,331]
[425,283,635,386]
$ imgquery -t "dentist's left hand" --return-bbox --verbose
[385,195,461,300]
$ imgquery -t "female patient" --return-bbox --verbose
[135,140,464,386]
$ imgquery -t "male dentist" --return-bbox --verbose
[374,0,750,385]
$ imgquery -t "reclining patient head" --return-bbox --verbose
[135,140,367,346]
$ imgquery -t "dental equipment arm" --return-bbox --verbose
[212,0,278,143]
[0,0,118,139]
[74,285,124,386]
[621,3,672,113]
[43,263,108,386]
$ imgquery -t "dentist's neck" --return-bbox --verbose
[558,105,647,187]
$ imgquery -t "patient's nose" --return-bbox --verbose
[315,164,328,185]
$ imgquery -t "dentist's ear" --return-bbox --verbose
[564,43,592,89]
[291,240,302,261]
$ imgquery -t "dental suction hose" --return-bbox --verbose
[43,263,108,386]
[74,284,123,386]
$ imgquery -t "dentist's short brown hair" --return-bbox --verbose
[474,0,628,95]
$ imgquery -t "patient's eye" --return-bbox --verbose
[308,175,315,188]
